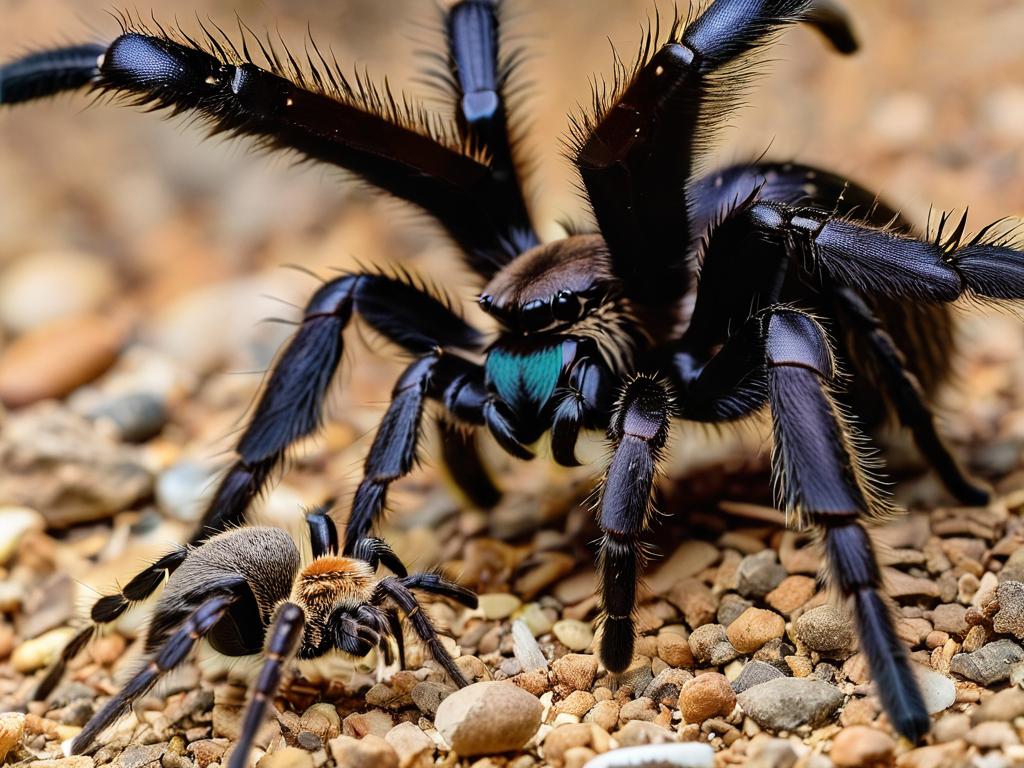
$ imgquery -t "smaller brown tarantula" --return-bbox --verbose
[33,509,477,768]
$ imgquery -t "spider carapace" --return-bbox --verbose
[4,0,1024,748]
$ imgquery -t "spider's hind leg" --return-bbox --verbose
[832,287,990,505]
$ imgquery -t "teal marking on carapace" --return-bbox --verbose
[486,344,563,410]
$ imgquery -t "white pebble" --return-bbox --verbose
[913,664,956,714]
[583,743,715,768]
[0,507,44,564]
[553,619,594,652]
[478,593,522,620]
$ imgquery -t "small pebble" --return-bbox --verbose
[971,687,1024,723]
[554,620,594,652]
[478,593,522,620]
[556,691,597,718]
[736,551,787,599]
[155,461,216,522]
[765,575,816,615]
[726,608,785,654]
[552,654,598,692]
[258,748,312,768]
[688,624,738,665]
[656,632,694,668]
[0,507,45,564]
[582,743,714,768]
[410,681,451,716]
[829,725,895,768]
[993,580,1024,639]
[677,673,736,724]
[965,721,1020,749]
[950,638,1024,685]
[512,619,548,672]
[433,681,543,756]
[384,722,434,768]
[12,627,75,673]
[327,735,398,768]
[794,605,854,654]
[518,602,554,636]
[913,664,956,714]
[586,701,619,732]
[730,661,784,694]
[543,723,605,765]
[736,677,844,731]
[299,704,340,741]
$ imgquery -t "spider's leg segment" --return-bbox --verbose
[0,34,520,277]
[437,417,502,509]
[401,572,479,608]
[750,202,1024,304]
[342,349,534,552]
[444,0,539,257]
[596,377,673,673]
[385,608,406,668]
[306,504,339,558]
[71,593,239,755]
[0,44,105,104]
[805,0,859,54]
[572,0,851,307]
[194,273,483,544]
[551,357,616,467]
[33,548,188,701]
[832,287,990,504]
[349,536,409,577]
[227,603,306,768]
[678,308,929,742]
[372,576,471,687]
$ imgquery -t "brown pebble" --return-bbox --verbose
[585,700,619,732]
[551,654,598,692]
[765,575,817,615]
[328,735,398,768]
[543,723,602,765]
[829,725,896,767]
[656,631,694,668]
[383,722,434,768]
[555,691,597,719]
[88,634,126,666]
[298,703,340,741]
[512,669,549,697]
[618,697,658,723]
[0,313,128,408]
[795,605,854,654]
[840,696,878,727]
[726,607,786,653]
[342,709,394,739]
[677,672,736,724]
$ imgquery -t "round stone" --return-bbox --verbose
[434,681,543,756]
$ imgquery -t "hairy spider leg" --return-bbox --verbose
[193,273,483,542]
[349,536,409,577]
[305,505,340,558]
[227,602,306,768]
[550,356,618,467]
[71,593,240,754]
[444,0,539,262]
[595,376,674,673]
[437,417,502,509]
[678,307,930,741]
[572,0,856,308]
[833,288,990,505]
[0,29,520,277]
[33,548,189,701]
[0,43,105,103]
[372,575,477,687]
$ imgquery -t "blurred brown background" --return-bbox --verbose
[0,0,1023,506]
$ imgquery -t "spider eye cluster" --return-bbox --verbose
[479,288,592,333]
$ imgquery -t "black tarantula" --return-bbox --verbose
[34,508,477,768]
[4,0,1024,746]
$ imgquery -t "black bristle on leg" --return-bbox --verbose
[191,458,275,545]
[0,44,105,104]
[597,537,638,674]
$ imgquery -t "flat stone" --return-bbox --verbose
[950,638,1024,684]
[927,604,969,636]
[765,576,816,616]
[913,665,956,715]
[882,568,941,599]
[647,541,719,594]
[971,686,1024,724]
[115,744,166,768]
[327,735,398,768]
[737,678,844,731]
[731,661,785,694]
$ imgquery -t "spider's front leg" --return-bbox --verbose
[595,376,674,673]
[678,308,930,741]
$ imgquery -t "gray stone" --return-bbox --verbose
[116,744,167,768]
[643,668,694,706]
[88,392,167,443]
[736,551,787,599]
[731,661,785,694]
[950,639,1024,685]
[928,603,969,636]
[737,678,844,731]
[156,460,218,523]
[794,605,854,654]
[993,580,1024,640]
[716,593,754,627]
[688,624,738,666]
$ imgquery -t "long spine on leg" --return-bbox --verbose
[597,377,672,673]
[766,310,928,741]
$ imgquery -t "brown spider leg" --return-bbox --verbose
[573,0,854,307]
[33,547,188,701]
[677,307,929,742]
[371,577,472,688]
[595,376,674,673]
[193,272,483,544]
[71,593,239,755]
[227,603,305,768]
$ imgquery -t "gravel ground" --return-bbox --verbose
[2,1,1024,767]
